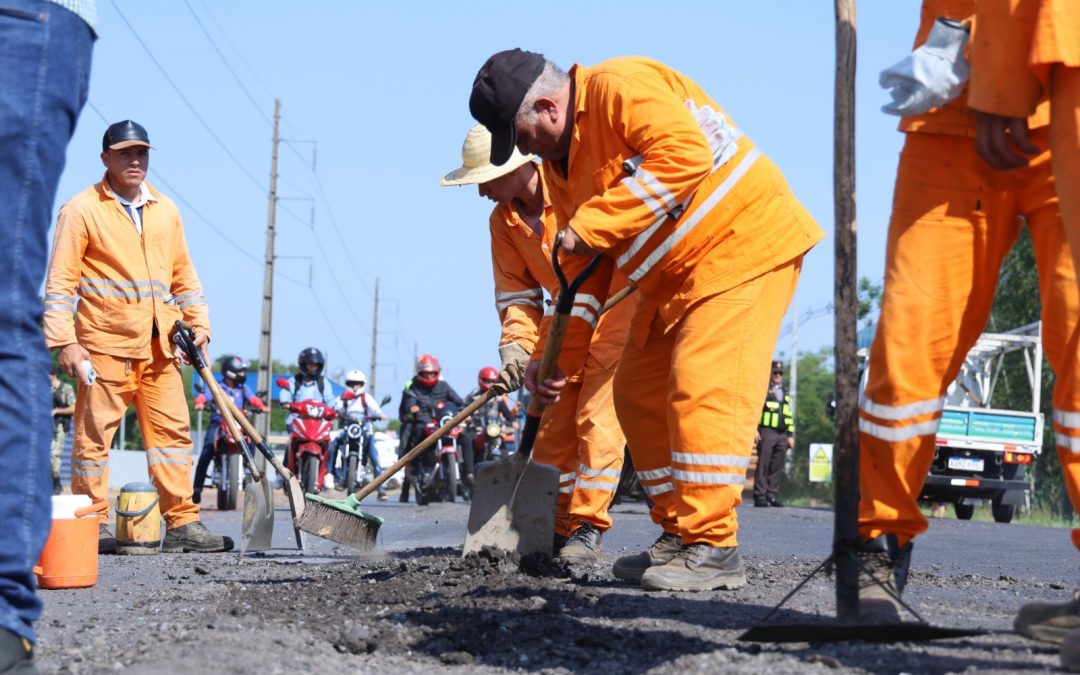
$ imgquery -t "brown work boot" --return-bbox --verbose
[558,523,603,563]
[1061,628,1080,671]
[162,521,234,553]
[640,543,746,591]
[98,523,117,555]
[855,534,913,624]
[612,531,682,581]
[1014,589,1080,645]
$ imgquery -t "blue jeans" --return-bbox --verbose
[0,0,92,644]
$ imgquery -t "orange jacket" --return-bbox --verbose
[541,57,822,347]
[900,0,1050,136]
[492,164,633,378]
[968,0,1080,118]
[44,177,210,360]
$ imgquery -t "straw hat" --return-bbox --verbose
[440,124,535,186]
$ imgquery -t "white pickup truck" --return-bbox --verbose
[921,322,1043,523]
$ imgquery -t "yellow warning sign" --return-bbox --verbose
[809,443,833,483]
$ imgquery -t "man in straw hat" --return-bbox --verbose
[45,120,233,555]
[469,49,824,591]
[441,124,634,562]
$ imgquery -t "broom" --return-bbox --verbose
[295,390,498,549]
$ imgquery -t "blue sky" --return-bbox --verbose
[51,0,921,399]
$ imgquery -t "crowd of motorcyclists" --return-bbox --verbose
[189,348,523,507]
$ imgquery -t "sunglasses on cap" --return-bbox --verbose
[482,378,498,384]
[772,370,783,376]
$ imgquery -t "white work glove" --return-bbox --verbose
[684,99,739,172]
[880,17,969,117]
[493,342,531,396]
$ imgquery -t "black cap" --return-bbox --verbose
[470,49,545,166]
[102,120,151,153]
[771,360,784,372]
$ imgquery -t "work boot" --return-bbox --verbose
[1014,589,1080,644]
[558,523,603,563]
[768,498,785,507]
[192,490,202,505]
[613,531,683,581]
[640,543,746,591]
[0,628,34,675]
[51,475,62,496]
[855,534,913,624]
[1061,628,1080,672]
[553,533,569,553]
[162,521,234,553]
[98,523,117,555]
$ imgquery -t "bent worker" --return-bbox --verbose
[44,120,233,554]
[469,50,824,591]
[441,125,633,562]
[853,0,1080,646]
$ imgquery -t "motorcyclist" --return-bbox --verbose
[279,347,338,488]
[330,369,388,500]
[459,366,515,491]
[192,356,266,504]
[398,354,464,502]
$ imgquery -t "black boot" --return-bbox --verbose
[52,475,62,496]
[399,475,411,503]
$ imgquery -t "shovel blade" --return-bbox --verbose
[738,621,986,643]
[241,466,274,552]
[464,453,559,557]
[279,467,308,551]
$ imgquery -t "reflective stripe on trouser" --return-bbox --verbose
[532,362,625,537]
[72,342,198,528]
[859,129,1080,549]
[614,257,801,547]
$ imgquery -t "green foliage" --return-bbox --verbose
[857,276,883,327]
[783,347,837,502]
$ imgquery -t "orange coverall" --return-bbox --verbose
[44,177,209,528]
[490,164,634,537]
[859,0,1080,549]
[535,57,824,548]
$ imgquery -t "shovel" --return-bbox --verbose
[464,234,601,557]
[223,396,306,551]
[172,322,270,552]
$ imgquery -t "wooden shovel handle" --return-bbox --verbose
[351,389,498,502]
[197,364,262,482]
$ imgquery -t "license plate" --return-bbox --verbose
[948,456,984,472]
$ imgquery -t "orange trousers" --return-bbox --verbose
[1051,66,1080,289]
[533,360,625,537]
[859,129,1080,549]
[72,341,199,529]
[614,258,802,547]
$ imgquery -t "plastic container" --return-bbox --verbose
[115,482,161,555]
[34,496,106,590]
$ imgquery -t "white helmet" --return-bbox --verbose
[344,369,367,391]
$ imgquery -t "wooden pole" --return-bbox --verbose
[255,99,280,442]
[833,0,860,623]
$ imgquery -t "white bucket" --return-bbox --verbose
[51,494,92,520]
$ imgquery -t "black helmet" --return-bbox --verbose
[220,355,248,384]
[298,347,325,379]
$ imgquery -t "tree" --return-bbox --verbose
[784,347,837,503]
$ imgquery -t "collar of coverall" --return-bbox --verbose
[99,172,158,207]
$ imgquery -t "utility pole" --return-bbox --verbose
[370,277,379,396]
[255,99,280,442]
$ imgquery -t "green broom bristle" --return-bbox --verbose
[295,493,384,549]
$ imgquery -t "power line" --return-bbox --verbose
[182,0,272,128]
[108,0,266,195]
[307,284,360,366]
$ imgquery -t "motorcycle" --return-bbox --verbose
[414,401,463,505]
[194,381,265,510]
[470,416,506,464]
[277,377,351,494]
[340,394,392,493]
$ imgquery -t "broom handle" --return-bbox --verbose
[351,389,498,502]
[600,285,636,314]
[223,396,295,479]
[197,363,262,483]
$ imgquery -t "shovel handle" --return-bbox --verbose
[351,389,498,502]
[196,365,262,483]
[526,311,571,418]
[222,397,297,480]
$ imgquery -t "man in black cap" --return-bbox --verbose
[469,50,823,592]
[44,120,230,555]
[753,360,795,508]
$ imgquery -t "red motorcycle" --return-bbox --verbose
[416,401,463,505]
[277,377,353,494]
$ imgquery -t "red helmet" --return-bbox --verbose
[416,354,440,387]
[478,366,499,392]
